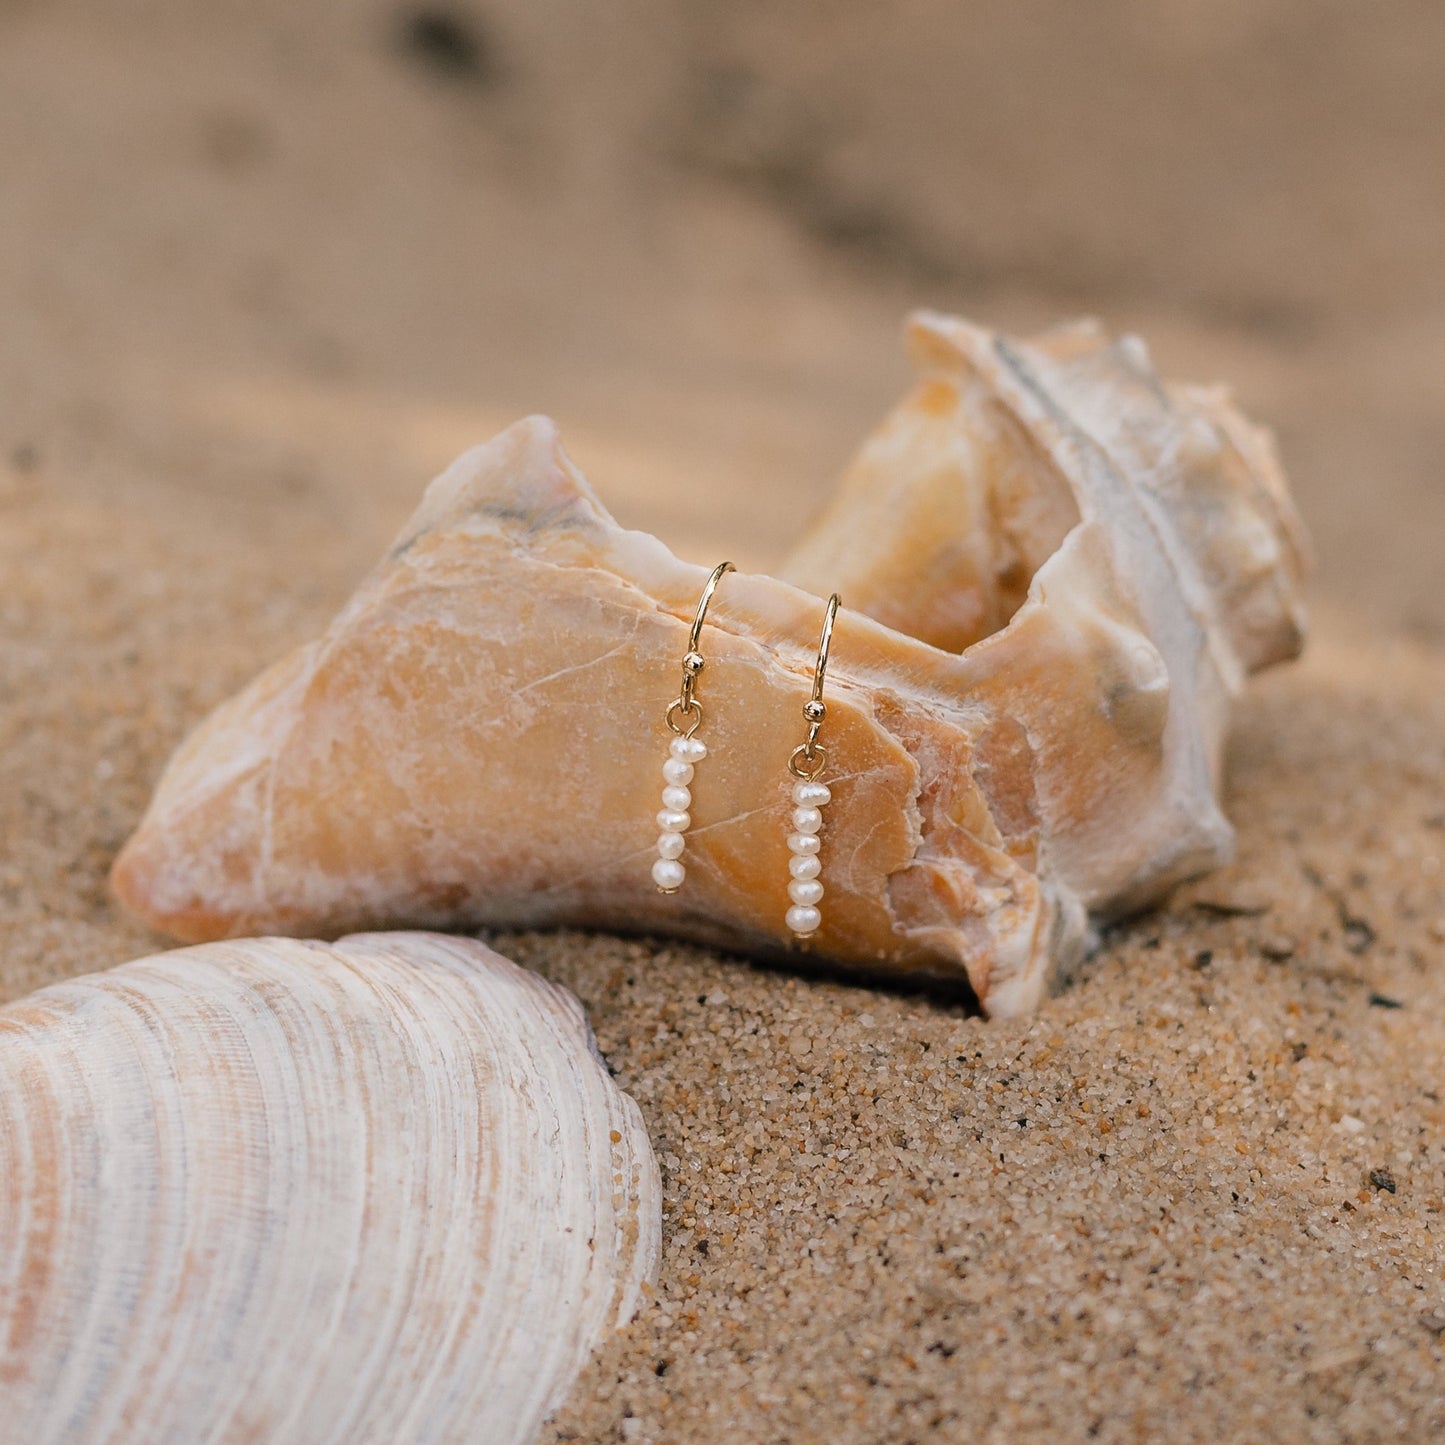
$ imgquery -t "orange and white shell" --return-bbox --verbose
[110,312,1308,1017]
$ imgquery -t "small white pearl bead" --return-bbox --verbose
[652,857,685,891]
[662,757,694,787]
[792,781,831,807]
[656,831,686,860]
[660,784,692,812]
[787,832,821,856]
[670,736,707,763]
[657,808,691,832]
[791,806,823,835]
[786,904,821,935]
[788,878,824,907]
[789,853,821,881]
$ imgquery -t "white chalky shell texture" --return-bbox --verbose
[0,933,661,1445]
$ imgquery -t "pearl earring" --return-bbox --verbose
[785,593,840,939]
[652,561,734,894]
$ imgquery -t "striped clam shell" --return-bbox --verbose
[0,932,660,1444]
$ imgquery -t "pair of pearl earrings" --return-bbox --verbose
[651,562,840,941]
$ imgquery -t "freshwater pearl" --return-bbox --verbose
[787,832,821,856]
[792,781,831,808]
[788,878,824,907]
[662,758,694,787]
[656,734,706,892]
[788,854,822,881]
[670,736,707,764]
[786,904,821,935]
[791,806,822,835]
[652,857,685,892]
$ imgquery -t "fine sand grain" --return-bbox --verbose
[531,624,1445,1442]
[4,3,1444,1440]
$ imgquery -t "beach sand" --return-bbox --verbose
[3,2,1444,1439]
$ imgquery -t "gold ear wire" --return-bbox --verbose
[652,562,734,894]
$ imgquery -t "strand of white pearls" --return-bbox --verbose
[785,779,830,935]
[652,734,707,892]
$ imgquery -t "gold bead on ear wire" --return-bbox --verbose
[652,561,734,894]
[784,593,840,938]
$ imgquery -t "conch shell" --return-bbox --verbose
[0,933,660,1444]
[784,311,1309,922]
[111,312,1307,1017]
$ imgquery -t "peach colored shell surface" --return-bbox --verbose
[111,314,1308,1018]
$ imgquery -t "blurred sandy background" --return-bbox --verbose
[3,2,1445,1441]
[4,0,1445,627]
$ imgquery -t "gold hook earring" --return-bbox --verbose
[653,561,734,894]
[784,594,839,938]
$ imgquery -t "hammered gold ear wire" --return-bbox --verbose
[652,561,734,894]
[784,593,840,938]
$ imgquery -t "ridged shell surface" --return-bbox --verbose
[0,933,660,1445]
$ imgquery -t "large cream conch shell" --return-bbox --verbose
[0,933,661,1444]
[111,312,1308,1017]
